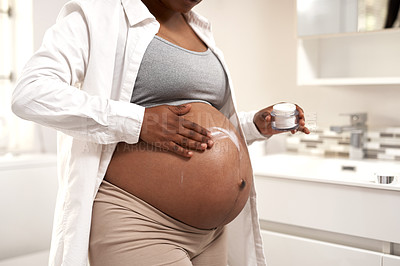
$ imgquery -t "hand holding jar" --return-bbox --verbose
[253,102,311,136]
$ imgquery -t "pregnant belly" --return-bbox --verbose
[105,102,253,229]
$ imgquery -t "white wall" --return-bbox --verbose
[195,0,400,130]
[31,0,68,153]
[33,0,68,51]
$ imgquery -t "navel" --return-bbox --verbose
[239,179,246,190]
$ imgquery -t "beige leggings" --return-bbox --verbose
[89,180,227,266]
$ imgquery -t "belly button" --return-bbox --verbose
[239,179,246,189]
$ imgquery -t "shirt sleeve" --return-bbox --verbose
[11,8,144,145]
[238,111,271,145]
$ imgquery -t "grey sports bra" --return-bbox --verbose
[131,35,228,110]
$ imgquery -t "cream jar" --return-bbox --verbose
[271,103,299,131]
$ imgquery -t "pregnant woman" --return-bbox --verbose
[11,0,309,265]
[104,103,253,230]
[93,103,254,265]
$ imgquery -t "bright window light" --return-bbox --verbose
[0,0,12,83]
[297,0,317,13]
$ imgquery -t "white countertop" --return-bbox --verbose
[0,153,57,170]
[251,153,400,191]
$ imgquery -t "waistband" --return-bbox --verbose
[95,179,222,234]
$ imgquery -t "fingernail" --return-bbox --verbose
[208,140,214,146]
[201,143,207,149]
[188,151,193,156]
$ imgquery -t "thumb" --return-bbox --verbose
[168,104,192,116]
[258,111,270,122]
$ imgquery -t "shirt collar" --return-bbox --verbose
[184,10,212,32]
[184,10,214,49]
[121,0,211,32]
[121,0,156,26]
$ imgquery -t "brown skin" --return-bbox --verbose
[140,0,310,159]
[106,103,252,229]
[142,0,207,52]
[140,0,211,158]
[141,104,214,158]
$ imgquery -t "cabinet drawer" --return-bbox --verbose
[383,254,400,266]
[255,175,400,243]
[261,230,381,266]
[0,155,57,260]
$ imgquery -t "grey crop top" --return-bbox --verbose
[131,35,228,110]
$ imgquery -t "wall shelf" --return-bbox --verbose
[297,29,400,86]
[300,77,400,86]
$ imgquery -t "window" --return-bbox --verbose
[0,0,36,154]
[0,1,12,84]
[0,0,12,83]
[0,0,12,152]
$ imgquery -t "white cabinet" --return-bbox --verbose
[255,175,400,244]
[254,174,400,266]
[297,29,400,85]
[261,230,382,266]
[383,254,400,266]
[0,250,50,266]
[0,154,57,261]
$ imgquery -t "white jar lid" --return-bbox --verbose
[273,103,296,116]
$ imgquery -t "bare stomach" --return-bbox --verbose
[105,102,253,229]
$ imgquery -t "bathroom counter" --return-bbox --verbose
[0,153,57,170]
[251,153,400,191]
[252,153,400,266]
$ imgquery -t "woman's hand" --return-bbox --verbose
[253,104,310,136]
[140,104,213,158]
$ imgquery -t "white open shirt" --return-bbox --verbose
[12,0,268,265]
